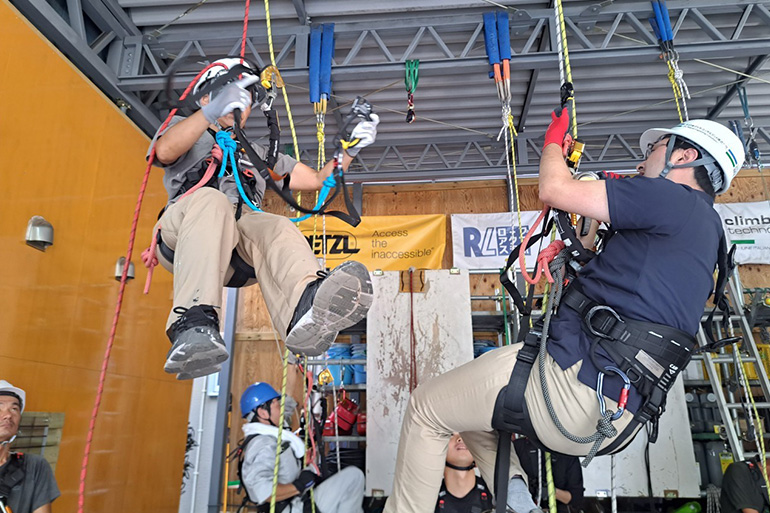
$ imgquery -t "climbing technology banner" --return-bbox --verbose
[714,201,770,264]
[297,215,445,271]
[451,212,548,270]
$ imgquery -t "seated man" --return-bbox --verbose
[0,381,60,513]
[514,437,583,513]
[238,381,364,513]
[435,433,493,513]
[720,458,769,513]
[384,114,745,513]
[148,58,378,379]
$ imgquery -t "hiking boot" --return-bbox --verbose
[177,363,222,380]
[165,305,229,375]
[285,261,373,356]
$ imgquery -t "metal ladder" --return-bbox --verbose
[694,269,770,461]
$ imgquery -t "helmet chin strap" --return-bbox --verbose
[658,135,719,186]
[0,435,17,446]
[446,461,476,471]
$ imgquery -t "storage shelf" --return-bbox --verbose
[320,384,366,392]
[324,435,366,442]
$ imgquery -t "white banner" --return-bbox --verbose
[714,201,770,264]
[451,211,553,270]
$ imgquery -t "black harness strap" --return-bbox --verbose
[0,453,26,502]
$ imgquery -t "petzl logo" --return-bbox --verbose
[305,233,360,256]
[463,225,528,258]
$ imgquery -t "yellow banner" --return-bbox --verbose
[297,215,446,271]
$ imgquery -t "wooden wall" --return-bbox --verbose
[0,2,188,512]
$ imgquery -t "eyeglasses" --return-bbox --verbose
[644,136,670,160]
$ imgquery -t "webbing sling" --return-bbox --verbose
[0,453,26,502]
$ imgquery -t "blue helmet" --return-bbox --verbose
[240,382,281,419]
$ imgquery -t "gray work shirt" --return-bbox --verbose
[1,454,60,513]
[241,434,304,513]
[148,116,298,206]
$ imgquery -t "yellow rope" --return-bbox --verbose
[735,348,770,491]
[546,452,557,513]
[269,348,291,513]
[666,60,684,123]
[555,0,577,139]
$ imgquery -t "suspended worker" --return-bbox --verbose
[383,110,746,513]
[147,58,379,379]
[434,433,493,513]
[238,381,365,513]
[0,381,60,513]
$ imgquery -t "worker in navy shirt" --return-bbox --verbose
[384,114,746,513]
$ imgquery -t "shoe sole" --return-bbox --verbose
[285,261,373,356]
[164,326,229,374]
[177,364,222,380]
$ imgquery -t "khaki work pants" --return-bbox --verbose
[383,343,637,513]
[155,188,320,335]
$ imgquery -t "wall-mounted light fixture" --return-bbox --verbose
[25,216,54,251]
[115,257,135,281]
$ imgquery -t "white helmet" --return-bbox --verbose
[192,58,260,103]
[0,380,25,414]
[640,119,745,194]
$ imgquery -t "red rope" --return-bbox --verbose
[518,207,565,285]
[77,62,220,513]
[241,0,250,58]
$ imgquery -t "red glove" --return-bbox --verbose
[543,107,569,152]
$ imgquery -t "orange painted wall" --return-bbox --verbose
[0,2,190,512]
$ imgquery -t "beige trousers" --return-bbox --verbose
[155,188,320,335]
[384,343,637,513]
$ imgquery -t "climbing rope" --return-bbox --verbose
[706,484,721,513]
[300,359,317,513]
[538,248,620,466]
[405,59,419,123]
[736,86,770,205]
[554,0,577,139]
[545,452,556,513]
[650,0,689,122]
[269,348,291,513]
[409,268,419,393]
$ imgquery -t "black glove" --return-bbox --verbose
[293,470,317,495]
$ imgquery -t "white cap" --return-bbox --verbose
[0,380,25,414]
[640,119,745,194]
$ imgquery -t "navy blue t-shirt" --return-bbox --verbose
[546,176,723,413]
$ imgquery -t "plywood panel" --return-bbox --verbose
[366,270,474,495]
[0,2,186,512]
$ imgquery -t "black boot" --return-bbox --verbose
[165,305,228,379]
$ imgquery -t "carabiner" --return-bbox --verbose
[595,366,631,421]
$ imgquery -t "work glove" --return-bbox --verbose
[345,113,380,157]
[201,75,260,124]
[542,107,570,153]
[292,469,318,495]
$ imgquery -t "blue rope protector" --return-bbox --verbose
[215,131,262,212]
[596,366,631,421]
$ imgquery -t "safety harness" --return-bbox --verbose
[436,476,493,513]
[231,434,317,513]
[491,182,735,513]
[0,452,25,513]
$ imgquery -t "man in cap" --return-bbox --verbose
[0,381,59,513]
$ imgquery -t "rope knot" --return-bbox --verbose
[537,240,566,283]
[596,412,618,439]
[323,175,336,188]
[215,131,237,152]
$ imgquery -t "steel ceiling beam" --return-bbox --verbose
[291,0,308,25]
[10,0,161,134]
[706,54,770,120]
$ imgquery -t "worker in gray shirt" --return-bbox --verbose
[146,58,379,379]
[0,381,60,513]
[237,381,364,513]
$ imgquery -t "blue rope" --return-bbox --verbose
[289,174,337,223]
[215,131,262,212]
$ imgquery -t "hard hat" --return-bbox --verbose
[0,380,25,414]
[640,119,745,194]
[240,382,280,419]
[193,58,261,106]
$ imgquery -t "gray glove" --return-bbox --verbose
[345,113,380,157]
[201,75,259,123]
